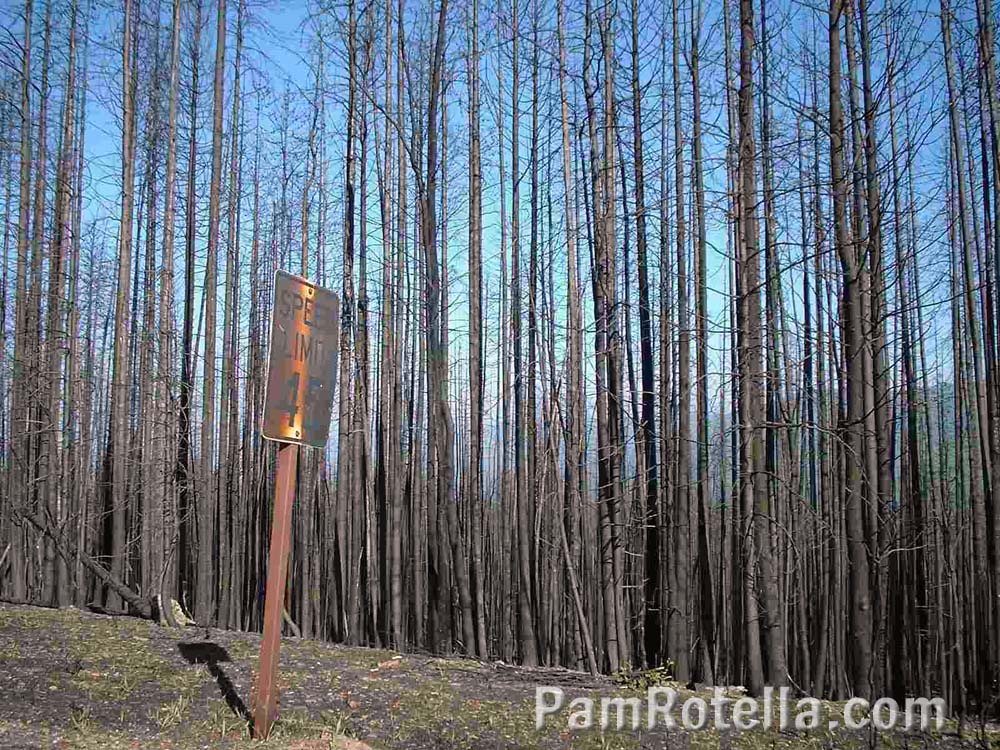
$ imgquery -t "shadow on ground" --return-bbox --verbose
[177,641,251,725]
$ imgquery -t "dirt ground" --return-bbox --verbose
[0,603,992,749]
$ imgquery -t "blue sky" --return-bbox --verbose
[1,0,967,469]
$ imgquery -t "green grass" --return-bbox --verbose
[4,604,996,750]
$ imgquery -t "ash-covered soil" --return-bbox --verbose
[0,603,987,749]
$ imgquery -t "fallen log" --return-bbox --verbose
[20,510,153,619]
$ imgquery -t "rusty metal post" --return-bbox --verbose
[253,441,299,739]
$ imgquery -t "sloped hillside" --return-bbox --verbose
[0,604,986,749]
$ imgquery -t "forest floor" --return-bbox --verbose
[0,603,995,750]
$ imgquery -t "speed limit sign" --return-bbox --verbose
[261,270,340,448]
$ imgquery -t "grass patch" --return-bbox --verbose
[612,662,675,692]
[225,638,258,661]
[380,678,641,749]
[149,692,192,731]
[203,697,252,741]
[56,615,203,701]
[431,657,480,673]
[59,724,135,750]
[336,647,400,671]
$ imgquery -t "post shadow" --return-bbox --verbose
[177,641,251,725]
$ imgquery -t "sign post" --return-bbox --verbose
[252,441,297,739]
[254,270,339,740]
